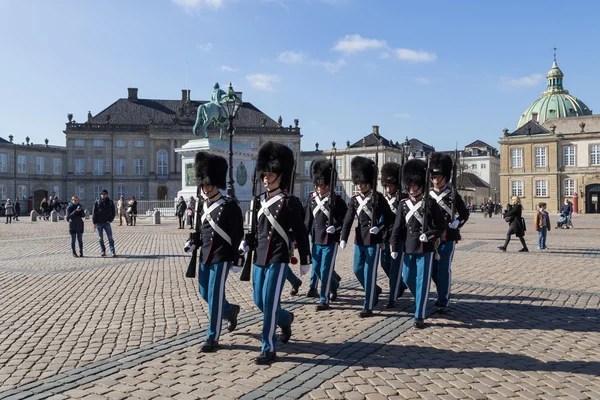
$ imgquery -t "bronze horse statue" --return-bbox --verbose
[192,102,229,140]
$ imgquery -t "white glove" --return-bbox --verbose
[326,225,336,234]
[232,265,242,273]
[340,240,347,249]
[238,240,249,256]
[448,220,460,229]
[184,240,195,253]
[369,226,380,235]
[391,252,399,260]
[419,234,428,243]
[299,264,311,276]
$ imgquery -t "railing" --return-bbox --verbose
[130,199,252,219]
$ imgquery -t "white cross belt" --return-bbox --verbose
[258,194,289,244]
[405,200,424,226]
[312,196,330,219]
[201,199,232,246]
[355,195,373,220]
[430,189,453,218]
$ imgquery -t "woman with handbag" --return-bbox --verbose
[176,196,187,229]
[498,196,528,252]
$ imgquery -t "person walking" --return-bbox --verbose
[117,195,128,226]
[4,199,14,224]
[187,196,196,229]
[66,196,85,257]
[559,198,573,229]
[498,196,528,252]
[534,202,551,249]
[92,189,116,257]
[40,197,49,220]
[176,196,187,229]
[14,200,20,221]
[127,196,137,226]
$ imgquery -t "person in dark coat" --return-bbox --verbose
[127,196,138,226]
[40,197,49,220]
[14,200,20,221]
[176,196,187,229]
[66,196,85,257]
[498,195,528,252]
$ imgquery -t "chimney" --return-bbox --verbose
[128,88,138,102]
[182,89,190,102]
[373,125,380,135]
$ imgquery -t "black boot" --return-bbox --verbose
[72,252,79,258]
[280,312,294,343]
[305,287,318,298]
[79,250,84,258]
[255,351,276,364]
[290,280,302,296]
[227,305,240,332]
[200,340,218,353]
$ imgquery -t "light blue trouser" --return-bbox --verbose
[380,243,405,302]
[96,223,115,253]
[537,227,548,248]
[253,263,293,353]
[286,266,301,287]
[198,261,236,342]
[311,243,339,304]
[431,241,455,308]
[353,244,380,310]
[402,252,433,319]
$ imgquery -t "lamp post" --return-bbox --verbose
[401,136,412,165]
[220,83,243,198]
[493,187,497,204]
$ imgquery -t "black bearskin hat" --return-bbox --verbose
[430,152,453,181]
[195,152,227,189]
[351,156,376,185]
[256,141,295,190]
[311,159,332,186]
[381,162,401,186]
[401,159,427,191]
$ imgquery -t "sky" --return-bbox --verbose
[2,0,600,152]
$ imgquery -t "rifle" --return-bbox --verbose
[370,150,379,232]
[288,157,298,265]
[450,147,458,220]
[240,167,258,281]
[329,142,338,226]
[422,154,431,235]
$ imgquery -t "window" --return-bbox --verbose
[248,142,257,149]
[480,163,487,169]
[136,186,144,200]
[116,140,126,148]
[304,185,311,200]
[53,158,62,175]
[352,185,360,196]
[535,180,548,197]
[511,180,523,197]
[511,148,523,168]
[92,139,104,147]
[0,153,6,172]
[563,145,575,167]
[116,159,126,176]
[0,184,6,199]
[74,139,85,147]
[36,157,45,174]
[75,185,84,200]
[94,158,104,176]
[75,159,85,176]
[52,186,61,200]
[117,185,125,198]
[471,164,477,169]
[17,185,27,200]
[335,183,343,196]
[157,150,168,175]
[591,144,600,166]
[304,161,311,177]
[564,179,575,197]
[18,155,27,173]
[135,159,145,175]
[534,147,547,167]
[336,159,343,175]
[94,186,102,199]
[135,140,144,148]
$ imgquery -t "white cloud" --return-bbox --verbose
[394,48,436,62]
[220,65,239,72]
[333,34,387,55]
[379,52,390,59]
[311,58,346,73]
[415,77,430,85]
[245,73,280,91]
[499,74,544,90]
[277,51,307,64]
[197,43,213,51]
[173,0,223,11]
[393,112,411,119]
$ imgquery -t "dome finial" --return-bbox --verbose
[553,47,557,62]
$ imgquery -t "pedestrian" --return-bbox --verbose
[14,200,20,221]
[379,162,408,309]
[4,199,14,224]
[92,189,116,257]
[187,196,196,229]
[534,202,551,249]
[238,142,311,364]
[117,195,128,226]
[559,198,573,229]
[40,197,49,220]
[184,152,243,352]
[340,156,395,318]
[304,159,348,310]
[176,196,187,229]
[498,195,528,252]
[389,159,446,329]
[127,196,137,226]
[66,196,85,257]
[428,153,470,313]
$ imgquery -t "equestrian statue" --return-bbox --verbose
[192,83,230,140]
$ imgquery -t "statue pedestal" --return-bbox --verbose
[175,138,257,203]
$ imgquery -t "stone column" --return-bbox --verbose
[170,139,175,175]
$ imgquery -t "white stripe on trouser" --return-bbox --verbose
[214,261,229,341]
[267,263,285,352]
[323,245,338,302]
[419,254,433,319]
[445,243,455,305]
[368,246,380,309]
[392,252,404,299]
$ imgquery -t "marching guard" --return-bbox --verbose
[389,159,445,328]
[429,152,469,313]
[304,159,348,310]
[379,162,409,308]
[239,142,311,364]
[184,152,243,352]
[340,156,395,318]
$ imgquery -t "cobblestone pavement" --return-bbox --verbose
[0,213,599,399]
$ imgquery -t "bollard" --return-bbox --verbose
[153,210,161,225]
[51,210,58,222]
[30,210,37,222]
[84,209,90,219]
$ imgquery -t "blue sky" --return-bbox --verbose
[2,0,600,151]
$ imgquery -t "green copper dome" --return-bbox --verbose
[517,60,592,129]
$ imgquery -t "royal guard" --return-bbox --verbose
[429,152,469,313]
[340,156,395,318]
[379,162,409,308]
[184,152,244,352]
[239,141,311,364]
[304,159,348,311]
[389,158,445,329]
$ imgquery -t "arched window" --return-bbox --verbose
[157,150,168,176]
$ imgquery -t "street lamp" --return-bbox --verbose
[220,83,243,198]
[401,137,412,165]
